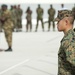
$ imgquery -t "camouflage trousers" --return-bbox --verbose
[48,18,55,31]
[0,22,2,32]
[58,68,71,75]
[35,18,44,31]
[4,28,12,47]
[17,19,22,28]
[26,20,32,31]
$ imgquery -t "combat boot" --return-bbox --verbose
[35,30,37,32]
[5,47,12,52]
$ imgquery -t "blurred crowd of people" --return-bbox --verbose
[0,4,75,51]
[0,4,75,33]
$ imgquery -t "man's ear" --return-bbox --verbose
[65,19,68,25]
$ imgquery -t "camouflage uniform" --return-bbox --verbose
[26,7,32,32]
[0,8,2,32]
[12,5,18,32]
[55,10,75,75]
[58,29,75,75]
[35,5,44,32]
[48,5,55,31]
[0,5,13,51]
[17,5,23,32]
[10,5,18,32]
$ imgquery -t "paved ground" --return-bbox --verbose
[0,23,64,75]
[0,30,63,75]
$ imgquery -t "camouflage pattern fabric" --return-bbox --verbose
[26,9,32,32]
[58,29,75,75]
[55,10,73,21]
[0,9,2,32]
[48,8,55,21]
[37,8,43,20]
[1,10,13,29]
[17,8,23,29]
[1,9,13,47]
[10,8,18,30]
[4,29,12,47]
[48,7,55,31]
[35,7,44,31]
[26,10,32,23]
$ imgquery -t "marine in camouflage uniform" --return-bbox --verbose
[35,4,44,32]
[26,7,32,32]
[55,10,75,75]
[0,8,2,32]
[10,5,15,32]
[0,4,13,51]
[48,4,55,31]
[17,5,23,32]
[10,5,18,32]
[61,4,64,9]
[72,4,75,20]
[12,5,18,32]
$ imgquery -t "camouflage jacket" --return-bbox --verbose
[48,8,55,21]
[58,29,75,75]
[26,10,32,21]
[17,8,23,19]
[48,8,55,17]
[36,8,43,19]
[1,9,13,29]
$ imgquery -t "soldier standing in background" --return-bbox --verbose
[10,5,15,32]
[10,5,13,11]
[48,4,55,31]
[60,4,67,10]
[26,7,32,32]
[12,5,18,32]
[17,4,23,32]
[35,4,44,32]
[0,7,2,32]
[61,4,64,9]
[72,4,75,21]
[0,4,13,51]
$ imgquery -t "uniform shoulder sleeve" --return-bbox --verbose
[65,33,75,66]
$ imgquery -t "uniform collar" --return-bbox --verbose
[61,29,73,42]
[64,29,73,37]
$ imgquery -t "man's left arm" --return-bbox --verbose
[64,38,75,73]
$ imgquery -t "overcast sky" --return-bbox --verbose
[0,3,75,19]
